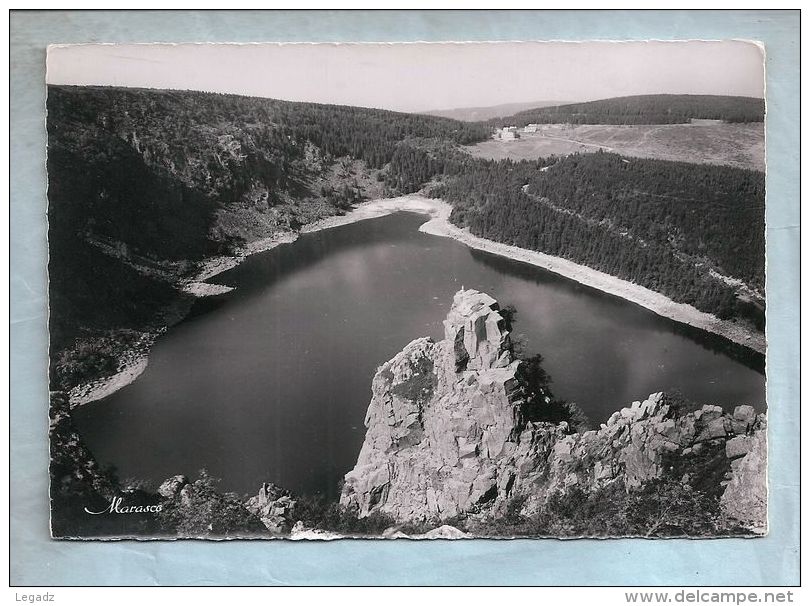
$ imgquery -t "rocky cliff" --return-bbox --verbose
[340,289,767,535]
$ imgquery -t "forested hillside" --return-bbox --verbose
[423,99,568,121]
[48,86,765,394]
[427,151,765,325]
[49,85,487,256]
[47,85,488,389]
[338,137,765,326]
[491,94,765,126]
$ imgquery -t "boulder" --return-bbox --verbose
[289,521,341,541]
[421,525,468,539]
[721,430,767,533]
[157,475,189,499]
[733,405,757,426]
[442,290,510,371]
[244,482,297,533]
[729,405,758,434]
[696,417,729,442]
[179,484,195,508]
[726,435,755,460]
[696,404,724,421]
[382,529,411,539]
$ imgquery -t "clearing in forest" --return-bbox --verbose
[464,123,765,172]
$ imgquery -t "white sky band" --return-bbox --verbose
[46,41,764,113]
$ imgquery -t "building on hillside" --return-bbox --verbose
[497,126,520,140]
[523,123,540,133]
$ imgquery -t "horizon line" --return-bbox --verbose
[45,83,766,116]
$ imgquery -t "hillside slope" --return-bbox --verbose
[426,151,765,330]
[490,94,765,126]
[47,85,489,391]
[423,100,569,122]
[464,122,765,171]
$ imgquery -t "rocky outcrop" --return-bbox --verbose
[244,482,297,533]
[340,289,767,534]
[157,474,189,499]
[341,290,526,521]
[721,430,767,532]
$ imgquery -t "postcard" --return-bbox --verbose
[45,40,767,541]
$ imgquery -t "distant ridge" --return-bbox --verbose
[423,100,571,122]
[489,94,765,126]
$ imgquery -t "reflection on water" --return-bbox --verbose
[469,250,765,374]
[73,212,765,498]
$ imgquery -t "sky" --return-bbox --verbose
[46,41,765,113]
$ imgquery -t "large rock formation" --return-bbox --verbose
[340,289,767,534]
[720,430,767,529]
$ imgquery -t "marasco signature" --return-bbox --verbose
[84,496,162,515]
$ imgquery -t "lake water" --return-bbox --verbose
[73,212,765,499]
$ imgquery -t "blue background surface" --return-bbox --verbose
[10,10,800,586]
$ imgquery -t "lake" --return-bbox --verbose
[73,212,766,499]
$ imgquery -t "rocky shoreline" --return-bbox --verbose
[67,331,160,408]
[420,212,766,356]
[65,231,303,407]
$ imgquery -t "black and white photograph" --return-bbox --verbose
[46,40,768,540]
